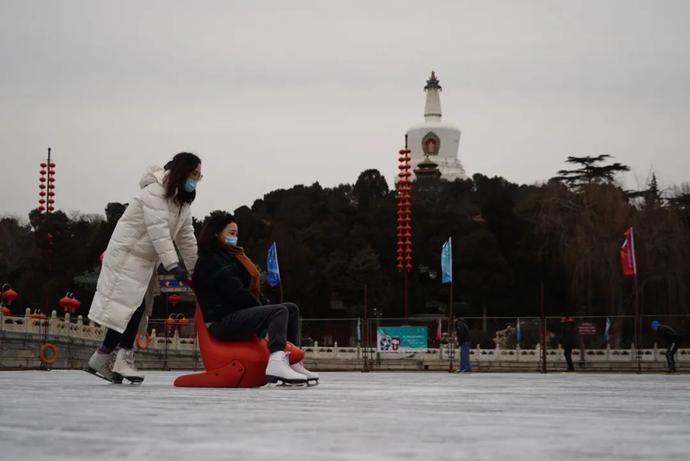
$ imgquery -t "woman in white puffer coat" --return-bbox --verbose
[86,152,201,383]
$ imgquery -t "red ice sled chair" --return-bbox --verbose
[174,303,304,388]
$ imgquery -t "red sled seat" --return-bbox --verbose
[174,303,304,388]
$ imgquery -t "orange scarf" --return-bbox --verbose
[222,244,261,299]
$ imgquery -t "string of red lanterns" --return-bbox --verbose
[38,148,56,214]
[396,148,413,273]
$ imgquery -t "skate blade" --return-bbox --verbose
[266,375,308,387]
[84,367,122,384]
[112,372,144,384]
[306,379,319,387]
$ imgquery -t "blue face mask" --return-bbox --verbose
[225,235,238,246]
[183,178,198,193]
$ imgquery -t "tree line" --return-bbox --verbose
[2,156,689,340]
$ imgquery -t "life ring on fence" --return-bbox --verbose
[39,343,59,366]
[135,333,152,351]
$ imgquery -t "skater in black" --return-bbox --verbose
[559,316,577,372]
[454,318,472,372]
[651,320,681,372]
[192,212,318,385]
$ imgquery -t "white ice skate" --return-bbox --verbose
[112,348,145,384]
[265,351,308,386]
[85,349,122,384]
[290,361,319,386]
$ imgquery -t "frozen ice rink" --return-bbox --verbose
[1,371,689,461]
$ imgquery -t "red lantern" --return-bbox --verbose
[167,294,182,305]
[40,162,47,168]
[1,306,10,316]
[39,199,46,205]
[39,184,46,189]
[39,177,46,182]
[38,206,46,212]
[40,169,47,175]
[48,162,55,167]
[59,296,72,311]
[1,288,18,303]
[39,191,46,197]
[165,316,177,327]
[47,206,54,212]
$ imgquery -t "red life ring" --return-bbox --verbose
[135,334,152,351]
[39,343,59,366]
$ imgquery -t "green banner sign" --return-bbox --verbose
[377,326,428,352]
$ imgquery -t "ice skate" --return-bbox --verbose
[290,361,319,386]
[265,351,307,386]
[85,349,122,383]
[112,348,145,384]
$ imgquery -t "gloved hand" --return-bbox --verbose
[171,264,189,282]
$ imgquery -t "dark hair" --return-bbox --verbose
[198,212,236,252]
[164,152,201,206]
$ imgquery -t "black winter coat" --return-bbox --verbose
[455,321,471,344]
[192,247,261,323]
[559,321,577,348]
[656,325,681,345]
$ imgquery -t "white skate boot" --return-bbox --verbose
[265,351,307,386]
[85,349,122,383]
[291,361,319,386]
[112,348,145,384]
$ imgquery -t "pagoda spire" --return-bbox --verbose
[423,71,442,121]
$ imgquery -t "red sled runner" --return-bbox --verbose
[174,303,304,388]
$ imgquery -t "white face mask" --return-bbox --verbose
[224,235,238,246]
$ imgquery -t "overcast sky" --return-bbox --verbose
[1,0,689,220]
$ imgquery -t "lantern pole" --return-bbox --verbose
[396,135,413,319]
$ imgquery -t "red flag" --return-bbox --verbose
[435,319,442,341]
[619,227,637,276]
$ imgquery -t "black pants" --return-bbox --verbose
[102,301,146,351]
[563,345,574,371]
[209,303,301,353]
[666,341,680,371]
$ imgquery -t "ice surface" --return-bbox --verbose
[0,371,689,461]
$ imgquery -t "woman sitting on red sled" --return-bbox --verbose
[192,212,318,386]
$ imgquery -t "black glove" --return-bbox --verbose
[171,265,189,282]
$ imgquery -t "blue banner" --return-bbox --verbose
[356,318,361,342]
[441,237,452,284]
[604,317,611,343]
[516,317,522,344]
[377,326,428,352]
[266,242,281,288]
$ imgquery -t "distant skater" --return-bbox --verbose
[454,318,472,373]
[559,316,577,372]
[651,320,682,373]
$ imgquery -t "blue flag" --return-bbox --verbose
[266,242,281,288]
[516,317,522,344]
[356,318,361,342]
[441,237,453,284]
[604,317,611,343]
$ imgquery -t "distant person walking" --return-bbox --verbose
[651,320,682,373]
[86,152,201,383]
[454,318,472,373]
[559,316,577,372]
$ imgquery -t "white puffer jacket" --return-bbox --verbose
[88,166,198,333]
